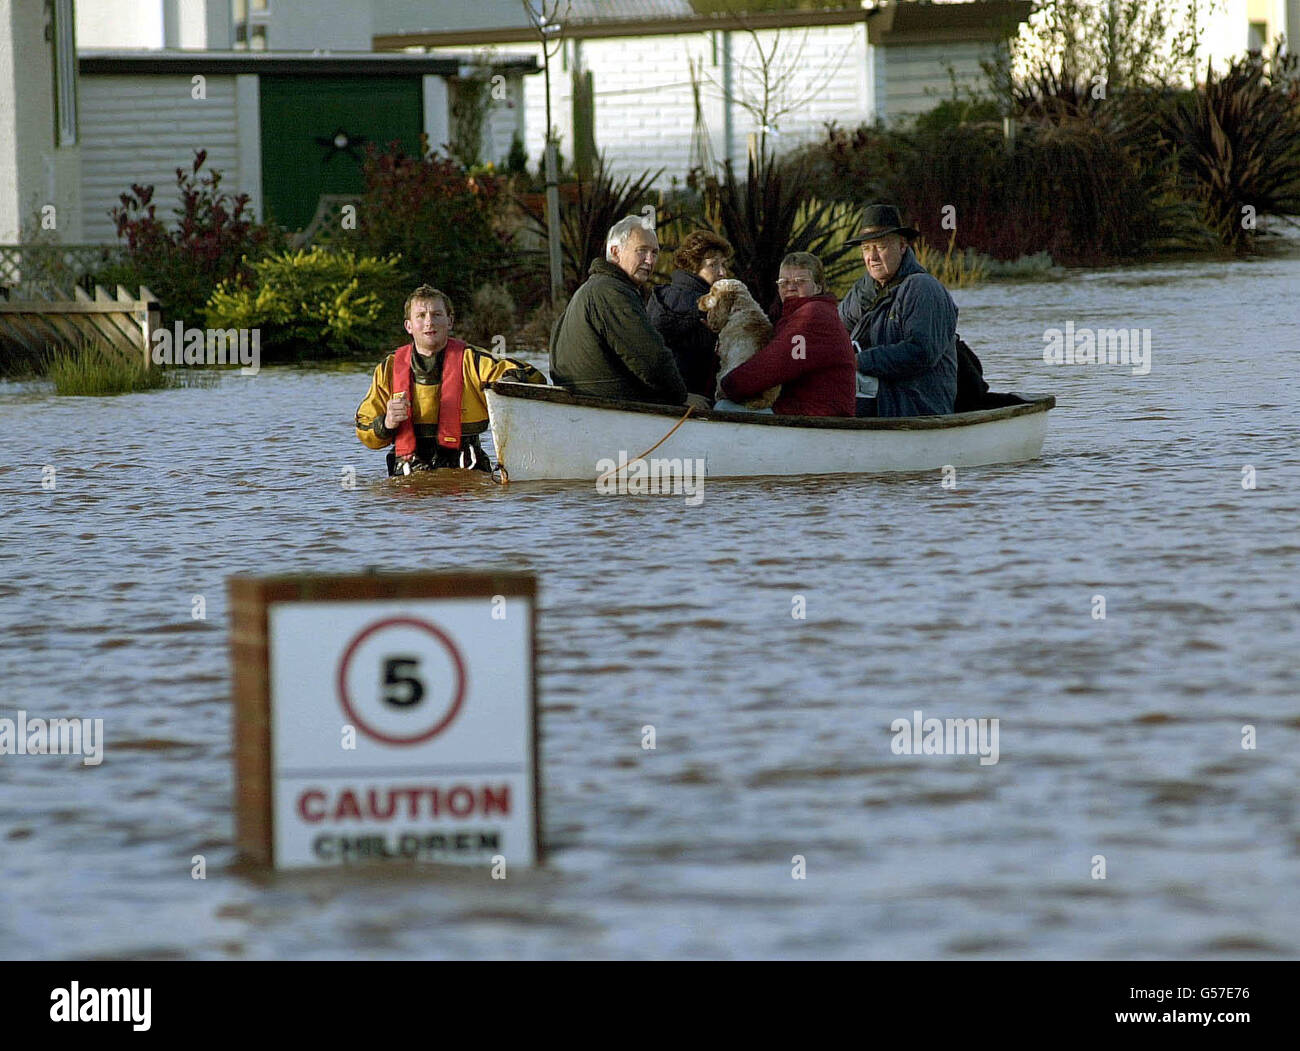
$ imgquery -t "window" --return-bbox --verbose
[232,0,269,51]
[1247,21,1268,54]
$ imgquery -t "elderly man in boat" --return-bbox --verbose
[355,284,547,475]
[550,216,709,410]
[839,204,958,418]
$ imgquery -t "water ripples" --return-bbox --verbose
[2,260,1299,958]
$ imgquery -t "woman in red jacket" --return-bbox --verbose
[717,252,856,417]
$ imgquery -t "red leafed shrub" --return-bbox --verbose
[105,149,278,322]
[355,136,513,311]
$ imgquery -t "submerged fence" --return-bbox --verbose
[0,285,159,371]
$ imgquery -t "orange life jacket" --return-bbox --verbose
[391,340,467,458]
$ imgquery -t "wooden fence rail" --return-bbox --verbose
[0,285,160,369]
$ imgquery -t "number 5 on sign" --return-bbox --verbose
[383,656,425,707]
[338,618,465,745]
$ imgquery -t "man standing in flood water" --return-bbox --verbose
[839,204,958,417]
[355,285,546,475]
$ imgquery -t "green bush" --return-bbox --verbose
[912,234,989,289]
[516,296,566,354]
[913,97,1003,133]
[505,133,529,177]
[982,252,1061,280]
[206,247,405,359]
[788,121,911,211]
[460,282,516,348]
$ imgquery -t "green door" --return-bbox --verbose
[259,75,424,231]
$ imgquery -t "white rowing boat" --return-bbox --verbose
[485,382,1055,481]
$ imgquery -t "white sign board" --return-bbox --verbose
[264,595,536,869]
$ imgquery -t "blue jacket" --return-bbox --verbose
[838,250,957,417]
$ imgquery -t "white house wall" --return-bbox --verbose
[0,0,81,243]
[472,24,874,185]
[76,0,232,50]
[879,42,998,121]
[267,2,372,51]
[481,74,525,166]
[723,25,871,156]
[441,26,998,183]
[433,43,549,168]
[75,0,167,50]
[79,74,242,243]
[164,0,230,49]
[1202,0,1300,61]
[376,0,529,36]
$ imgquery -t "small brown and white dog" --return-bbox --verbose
[697,278,779,410]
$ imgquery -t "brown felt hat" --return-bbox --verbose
[845,203,920,246]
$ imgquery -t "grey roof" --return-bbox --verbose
[78,49,539,76]
[566,0,697,23]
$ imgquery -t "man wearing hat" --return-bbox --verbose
[838,204,958,417]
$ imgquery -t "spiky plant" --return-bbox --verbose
[519,156,667,293]
[702,149,859,308]
[1158,50,1300,251]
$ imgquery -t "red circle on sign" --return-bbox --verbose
[336,617,467,745]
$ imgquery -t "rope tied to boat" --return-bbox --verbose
[595,405,695,486]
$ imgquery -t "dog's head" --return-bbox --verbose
[697,278,755,333]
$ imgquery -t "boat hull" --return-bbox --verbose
[486,383,1054,481]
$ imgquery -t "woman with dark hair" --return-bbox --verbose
[646,230,734,400]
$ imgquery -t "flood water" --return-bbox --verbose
[1,250,1298,960]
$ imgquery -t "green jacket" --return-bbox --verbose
[550,258,688,405]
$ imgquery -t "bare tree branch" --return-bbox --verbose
[703,23,850,155]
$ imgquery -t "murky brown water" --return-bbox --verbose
[1,251,1298,959]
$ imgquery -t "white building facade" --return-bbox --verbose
[4,0,1295,249]
[378,2,1035,180]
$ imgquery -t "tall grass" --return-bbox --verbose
[44,343,177,396]
[912,233,989,288]
[982,252,1060,280]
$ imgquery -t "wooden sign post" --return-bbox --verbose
[228,571,540,870]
